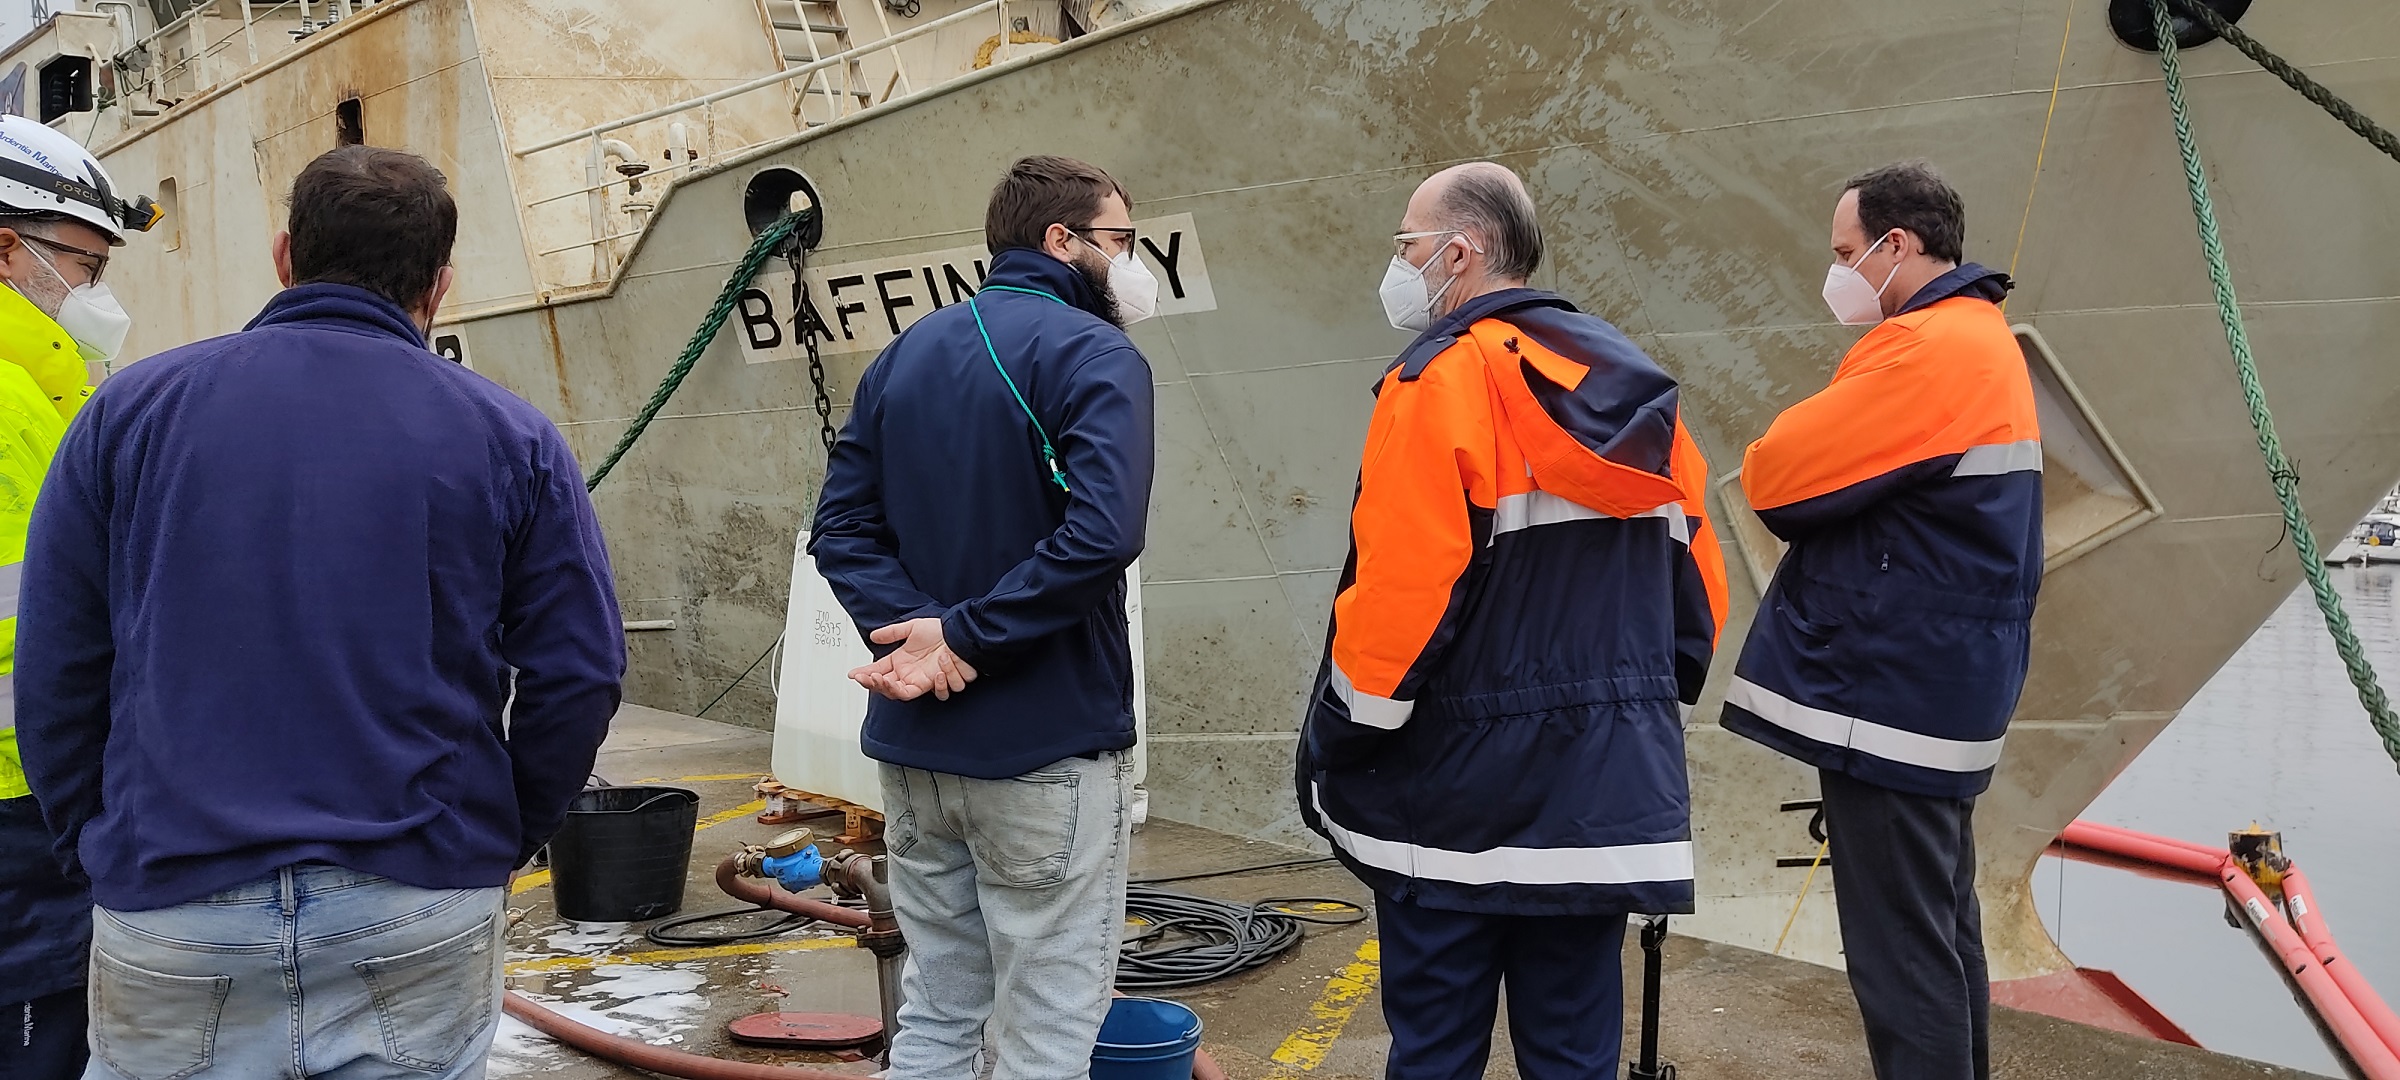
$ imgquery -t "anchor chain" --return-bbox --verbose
[795,245,838,454]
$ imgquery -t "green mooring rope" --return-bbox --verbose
[2164,0,2400,169]
[583,210,811,492]
[2149,0,2400,770]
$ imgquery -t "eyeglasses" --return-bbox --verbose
[21,233,108,284]
[1071,226,1138,259]
[1392,229,1481,262]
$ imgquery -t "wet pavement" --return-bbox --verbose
[498,705,2329,1078]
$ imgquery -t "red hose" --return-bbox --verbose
[2283,868,2400,1062]
[504,992,861,1080]
[2219,868,2400,1079]
[509,986,1230,1080]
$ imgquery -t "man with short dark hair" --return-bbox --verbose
[16,144,624,1079]
[1721,159,2042,1080]
[811,154,1156,1078]
[1300,160,1727,1080]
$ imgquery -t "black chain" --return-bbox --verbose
[794,247,837,455]
[2167,0,2400,168]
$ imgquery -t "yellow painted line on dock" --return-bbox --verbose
[698,798,772,830]
[510,798,770,897]
[508,935,853,976]
[1266,938,1381,1075]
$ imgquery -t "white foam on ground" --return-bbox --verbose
[540,999,645,1037]
[485,1014,562,1076]
[575,964,708,1001]
[577,965,710,1032]
[490,962,716,1047]
[538,922,636,955]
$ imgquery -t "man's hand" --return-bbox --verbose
[849,617,978,701]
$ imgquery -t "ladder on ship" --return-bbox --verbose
[767,0,912,127]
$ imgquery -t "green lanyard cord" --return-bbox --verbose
[968,286,1071,493]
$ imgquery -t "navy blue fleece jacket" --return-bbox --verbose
[16,283,624,911]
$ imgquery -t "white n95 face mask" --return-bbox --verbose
[1821,233,1904,326]
[1108,250,1160,326]
[1378,231,1465,333]
[1078,233,1160,327]
[56,283,130,362]
[25,240,131,361]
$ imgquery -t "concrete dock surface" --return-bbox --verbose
[494,707,2326,1079]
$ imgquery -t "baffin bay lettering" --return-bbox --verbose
[734,212,1217,363]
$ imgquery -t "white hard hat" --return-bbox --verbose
[0,115,158,245]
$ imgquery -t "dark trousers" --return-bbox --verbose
[1820,767,1990,1080]
[1375,894,1628,1080]
[0,988,88,1080]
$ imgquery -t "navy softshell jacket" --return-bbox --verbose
[810,247,1155,779]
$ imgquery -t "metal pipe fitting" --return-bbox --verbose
[712,853,869,930]
[827,850,906,1060]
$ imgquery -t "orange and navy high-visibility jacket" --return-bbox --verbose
[1294,289,1729,917]
[1720,265,2043,799]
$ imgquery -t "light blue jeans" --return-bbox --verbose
[82,864,506,1080]
[881,752,1133,1080]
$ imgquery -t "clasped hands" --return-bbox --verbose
[848,617,978,701]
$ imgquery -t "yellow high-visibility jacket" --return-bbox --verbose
[0,282,92,800]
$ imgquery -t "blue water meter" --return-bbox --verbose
[758,827,825,892]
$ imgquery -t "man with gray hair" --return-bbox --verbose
[1296,162,1728,1079]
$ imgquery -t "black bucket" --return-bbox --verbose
[548,786,700,923]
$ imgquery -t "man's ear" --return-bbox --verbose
[418,265,455,328]
[0,229,23,286]
[272,232,295,288]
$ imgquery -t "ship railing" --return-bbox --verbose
[509,0,1009,284]
[97,0,366,113]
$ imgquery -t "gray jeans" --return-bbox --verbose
[880,752,1132,1080]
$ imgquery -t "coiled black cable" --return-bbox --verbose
[643,906,817,948]
[636,878,1364,992]
[642,894,867,949]
[1113,887,1365,991]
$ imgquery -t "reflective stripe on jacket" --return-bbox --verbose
[1295,288,1727,917]
[1720,265,2043,798]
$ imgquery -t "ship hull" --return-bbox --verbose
[100,0,2400,976]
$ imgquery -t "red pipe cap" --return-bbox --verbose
[726,1011,885,1050]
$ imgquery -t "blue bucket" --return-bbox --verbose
[1091,997,1203,1080]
